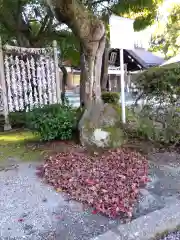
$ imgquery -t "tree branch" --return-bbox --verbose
[47,0,105,55]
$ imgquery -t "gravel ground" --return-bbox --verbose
[159,231,180,240]
[0,162,120,240]
[1,151,180,240]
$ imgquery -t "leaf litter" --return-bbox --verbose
[36,148,148,219]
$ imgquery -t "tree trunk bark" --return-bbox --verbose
[100,41,109,91]
[82,35,106,107]
[60,65,68,103]
[46,0,106,106]
[80,44,87,107]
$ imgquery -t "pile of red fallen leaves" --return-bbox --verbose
[37,148,148,218]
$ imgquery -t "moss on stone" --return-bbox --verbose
[83,116,96,132]
[152,225,180,240]
[102,125,127,148]
[79,102,128,148]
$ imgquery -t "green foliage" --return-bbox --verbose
[0,0,80,65]
[0,0,58,47]
[149,4,180,58]
[101,92,120,104]
[133,63,180,104]
[0,0,162,67]
[131,63,180,144]
[111,0,162,31]
[57,30,80,66]
[127,105,180,144]
[135,106,162,141]
[26,104,77,141]
[9,111,27,128]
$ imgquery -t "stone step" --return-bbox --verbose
[92,199,180,240]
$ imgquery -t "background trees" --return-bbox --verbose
[149,4,180,59]
[0,0,163,106]
[0,0,55,47]
[0,0,79,63]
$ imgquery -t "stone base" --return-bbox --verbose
[79,101,126,148]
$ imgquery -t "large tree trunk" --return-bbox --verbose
[47,0,106,107]
[80,44,87,107]
[101,41,109,91]
[81,34,106,107]
[60,65,68,104]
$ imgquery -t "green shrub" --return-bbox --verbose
[136,117,160,141]
[111,105,137,124]
[101,92,120,105]
[132,105,180,144]
[133,63,180,105]
[0,114,5,128]
[26,103,76,141]
[9,111,26,128]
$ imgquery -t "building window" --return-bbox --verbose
[109,52,117,65]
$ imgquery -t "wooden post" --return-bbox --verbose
[53,40,61,103]
[0,38,11,130]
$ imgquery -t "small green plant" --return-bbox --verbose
[152,225,180,240]
[9,111,26,128]
[26,103,76,141]
[101,92,120,105]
